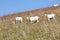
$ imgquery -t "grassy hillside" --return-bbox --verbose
[0,6,60,40]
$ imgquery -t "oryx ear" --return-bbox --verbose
[45,14,47,16]
[26,16,28,18]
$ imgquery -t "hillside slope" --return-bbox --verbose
[0,6,60,40]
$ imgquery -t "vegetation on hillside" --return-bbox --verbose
[0,6,60,40]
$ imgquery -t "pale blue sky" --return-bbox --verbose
[0,0,60,16]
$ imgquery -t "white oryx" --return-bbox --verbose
[15,16,22,23]
[27,16,39,23]
[45,13,56,20]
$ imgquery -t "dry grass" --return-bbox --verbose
[0,6,60,40]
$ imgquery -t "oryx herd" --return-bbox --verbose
[15,13,56,23]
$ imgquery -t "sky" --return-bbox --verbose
[0,0,60,16]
